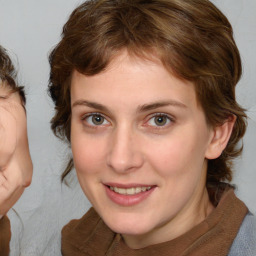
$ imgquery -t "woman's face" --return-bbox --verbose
[0,84,32,206]
[70,52,215,248]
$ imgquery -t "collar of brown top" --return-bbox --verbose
[62,186,248,256]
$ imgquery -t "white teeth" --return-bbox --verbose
[126,188,135,195]
[109,186,152,195]
[135,187,141,193]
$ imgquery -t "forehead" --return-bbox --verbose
[70,52,200,114]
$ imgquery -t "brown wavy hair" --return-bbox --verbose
[48,0,247,182]
[0,45,26,104]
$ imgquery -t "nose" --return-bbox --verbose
[106,126,144,173]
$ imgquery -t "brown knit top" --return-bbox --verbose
[0,215,11,256]
[62,188,248,256]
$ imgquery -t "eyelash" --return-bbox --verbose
[144,113,175,129]
[80,112,175,129]
[81,112,110,128]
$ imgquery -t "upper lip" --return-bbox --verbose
[104,182,156,188]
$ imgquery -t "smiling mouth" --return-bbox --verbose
[108,186,153,195]
[104,184,156,206]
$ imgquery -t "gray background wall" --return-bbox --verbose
[0,0,255,255]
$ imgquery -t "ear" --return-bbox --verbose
[205,115,236,160]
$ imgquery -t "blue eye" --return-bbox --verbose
[84,114,109,126]
[148,114,172,127]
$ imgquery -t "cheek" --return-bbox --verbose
[16,111,30,149]
[145,129,206,178]
[71,133,106,176]
[0,107,17,166]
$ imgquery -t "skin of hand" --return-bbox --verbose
[0,85,33,216]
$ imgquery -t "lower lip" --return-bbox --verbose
[104,186,156,206]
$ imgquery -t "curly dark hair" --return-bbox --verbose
[48,0,247,182]
[0,45,25,104]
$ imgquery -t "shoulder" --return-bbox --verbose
[61,207,101,255]
[228,212,256,256]
[62,207,101,241]
[62,208,116,255]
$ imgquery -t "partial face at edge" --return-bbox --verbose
[0,83,32,186]
[70,52,216,246]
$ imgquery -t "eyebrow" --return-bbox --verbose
[72,99,187,113]
[72,100,109,112]
[138,100,187,112]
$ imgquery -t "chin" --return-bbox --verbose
[103,214,154,236]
